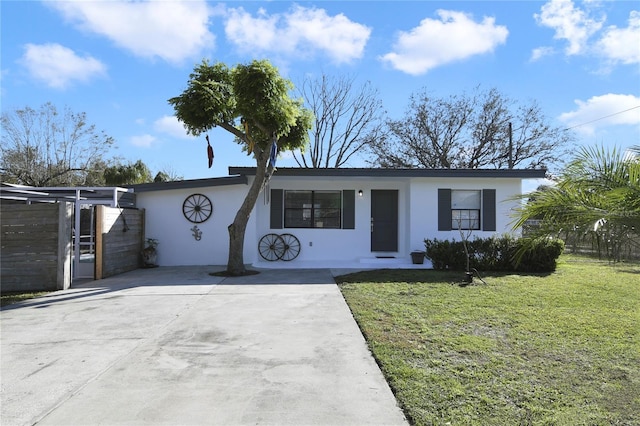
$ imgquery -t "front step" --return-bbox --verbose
[359,256,407,265]
[359,256,432,269]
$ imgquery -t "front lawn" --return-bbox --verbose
[337,255,640,425]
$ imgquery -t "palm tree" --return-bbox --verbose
[513,145,640,261]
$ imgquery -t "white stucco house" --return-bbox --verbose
[131,167,545,268]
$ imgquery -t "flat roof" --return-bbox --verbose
[227,167,547,179]
[129,175,248,192]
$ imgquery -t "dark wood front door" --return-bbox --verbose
[371,190,398,252]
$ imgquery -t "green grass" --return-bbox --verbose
[1,291,53,307]
[337,255,640,425]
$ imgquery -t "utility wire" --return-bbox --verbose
[564,105,640,130]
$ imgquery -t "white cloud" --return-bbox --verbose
[523,177,555,195]
[225,7,280,51]
[596,10,640,65]
[131,134,157,148]
[153,115,193,139]
[530,46,555,62]
[379,10,508,75]
[285,6,371,62]
[224,5,371,63]
[49,0,214,64]
[559,94,640,135]
[534,0,604,56]
[533,1,640,71]
[19,43,106,89]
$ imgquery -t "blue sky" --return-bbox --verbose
[2,0,639,181]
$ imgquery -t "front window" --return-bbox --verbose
[451,190,480,230]
[284,190,341,228]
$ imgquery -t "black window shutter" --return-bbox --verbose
[270,189,283,229]
[482,189,496,231]
[343,190,355,229]
[438,189,452,231]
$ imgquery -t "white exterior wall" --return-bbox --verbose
[135,184,256,266]
[254,177,413,263]
[135,175,525,267]
[408,177,522,252]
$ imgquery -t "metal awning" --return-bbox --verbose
[0,183,135,207]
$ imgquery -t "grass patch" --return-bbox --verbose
[1,291,53,307]
[337,255,640,425]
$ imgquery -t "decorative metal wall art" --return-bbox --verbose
[182,193,212,223]
[190,225,202,241]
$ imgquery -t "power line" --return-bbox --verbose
[564,105,640,130]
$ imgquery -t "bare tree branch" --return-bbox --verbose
[1,102,115,186]
[368,87,573,170]
[293,74,386,168]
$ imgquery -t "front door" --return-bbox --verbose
[371,190,398,252]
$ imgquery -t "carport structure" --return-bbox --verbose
[1,183,137,286]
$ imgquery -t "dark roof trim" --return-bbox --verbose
[228,167,546,179]
[130,175,248,192]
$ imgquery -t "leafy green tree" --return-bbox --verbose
[169,59,313,275]
[104,159,153,186]
[0,102,115,186]
[513,145,640,261]
[153,171,170,183]
[153,165,183,182]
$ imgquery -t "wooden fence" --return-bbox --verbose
[1,203,73,292]
[96,206,144,279]
[1,203,144,292]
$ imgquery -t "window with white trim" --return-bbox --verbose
[451,190,481,230]
[284,190,341,228]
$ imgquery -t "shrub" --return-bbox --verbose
[513,237,565,272]
[424,238,466,270]
[424,235,564,273]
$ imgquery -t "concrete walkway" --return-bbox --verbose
[1,266,407,426]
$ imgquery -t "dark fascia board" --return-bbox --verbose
[227,167,547,179]
[129,175,248,192]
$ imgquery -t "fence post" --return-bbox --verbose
[95,205,104,280]
[57,202,73,290]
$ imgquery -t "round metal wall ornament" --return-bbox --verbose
[182,193,212,223]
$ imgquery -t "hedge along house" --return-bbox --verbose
[131,167,545,269]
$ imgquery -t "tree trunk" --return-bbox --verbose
[226,148,272,275]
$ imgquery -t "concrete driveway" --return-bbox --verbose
[1,266,407,426]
